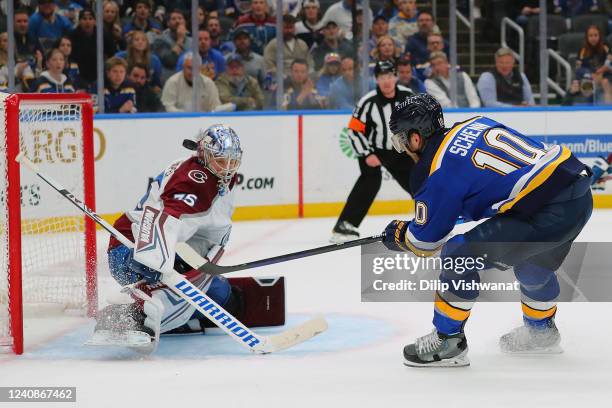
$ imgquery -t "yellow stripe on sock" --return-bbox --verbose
[521,302,557,320]
[434,293,471,321]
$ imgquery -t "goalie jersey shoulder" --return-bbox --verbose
[108,158,236,251]
[156,157,236,218]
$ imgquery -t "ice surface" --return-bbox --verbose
[1,211,611,407]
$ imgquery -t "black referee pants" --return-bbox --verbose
[337,149,414,228]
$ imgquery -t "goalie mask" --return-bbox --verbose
[195,124,243,195]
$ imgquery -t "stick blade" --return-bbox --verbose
[176,242,208,269]
[176,242,225,275]
[257,316,328,354]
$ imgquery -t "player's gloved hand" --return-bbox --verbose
[382,220,411,252]
[591,156,610,185]
[128,251,162,283]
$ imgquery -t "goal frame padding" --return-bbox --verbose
[3,93,96,355]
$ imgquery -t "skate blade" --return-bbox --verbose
[404,349,470,368]
[329,233,358,244]
[85,330,152,348]
[500,344,563,355]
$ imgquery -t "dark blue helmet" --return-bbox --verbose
[389,94,444,152]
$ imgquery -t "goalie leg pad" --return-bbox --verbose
[227,276,285,327]
[165,276,286,334]
[189,275,233,318]
[196,276,286,328]
[119,273,286,338]
[200,277,285,328]
[137,272,232,334]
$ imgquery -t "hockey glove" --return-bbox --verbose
[591,156,611,190]
[591,156,609,184]
[383,220,411,252]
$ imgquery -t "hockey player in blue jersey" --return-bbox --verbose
[382,94,593,367]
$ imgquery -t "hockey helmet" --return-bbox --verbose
[389,93,444,153]
[374,60,396,77]
[192,124,242,193]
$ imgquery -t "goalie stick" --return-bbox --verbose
[16,152,327,354]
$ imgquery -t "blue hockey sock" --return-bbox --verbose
[432,292,473,335]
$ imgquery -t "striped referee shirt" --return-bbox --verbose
[348,85,415,156]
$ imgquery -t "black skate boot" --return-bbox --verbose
[330,221,359,243]
[403,329,469,367]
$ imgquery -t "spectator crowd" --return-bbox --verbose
[0,0,610,112]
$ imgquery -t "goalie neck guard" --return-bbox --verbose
[190,124,243,196]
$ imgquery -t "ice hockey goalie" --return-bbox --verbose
[88,124,285,352]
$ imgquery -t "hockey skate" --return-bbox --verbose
[499,319,562,354]
[85,303,156,352]
[330,221,359,243]
[403,329,470,367]
[85,287,163,354]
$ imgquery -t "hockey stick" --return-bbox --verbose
[176,234,384,276]
[16,152,327,354]
[177,214,504,276]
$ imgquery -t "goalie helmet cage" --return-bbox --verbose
[0,93,97,355]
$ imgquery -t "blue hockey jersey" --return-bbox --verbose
[405,116,589,256]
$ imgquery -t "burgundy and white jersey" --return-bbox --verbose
[109,156,236,256]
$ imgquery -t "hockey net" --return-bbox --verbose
[0,93,97,354]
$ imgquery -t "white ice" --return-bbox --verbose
[1,211,612,407]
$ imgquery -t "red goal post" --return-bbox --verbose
[0,93,97,355]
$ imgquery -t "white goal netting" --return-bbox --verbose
[0,94,95,350]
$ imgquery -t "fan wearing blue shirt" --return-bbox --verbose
[176,30,226,80]
[28,0,74,51]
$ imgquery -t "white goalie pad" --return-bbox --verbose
[127,286,164,346]
[152,286,198,333]
[152,274,215,333]
[133,206,194,275]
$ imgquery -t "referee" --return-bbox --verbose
[331,60,416,243]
